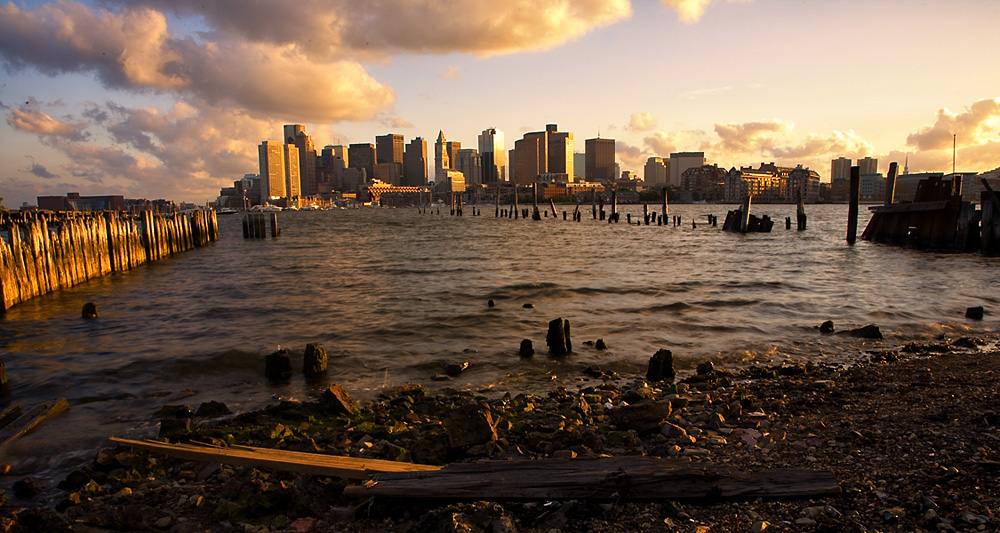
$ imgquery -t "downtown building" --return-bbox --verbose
[375,133,404,186]
[284,125,317,197]
[403,137,428,187]
[258,140,300,203]
[585,137,616,183]
[478,128,506,184]
[512,124,574,186]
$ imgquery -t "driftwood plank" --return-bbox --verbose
[342,456,840,501]
[0,398,68,451]
[109,438,442,480]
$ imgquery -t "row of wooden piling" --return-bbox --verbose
[0,210,219,311]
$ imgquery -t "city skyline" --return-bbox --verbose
[1,0,998,207]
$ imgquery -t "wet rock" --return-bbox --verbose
[611,399,672,433]
[487,299,495,308]
[303,343,328,376]
[847,324,883,339]
[595,338,608,350]
[446,361,470,376]
[882,507,905,523]
[195,401,231,418]
[12,477,43,499]
[265,348,293,380]
[82,302,98,319]
[646,349,676,382]
[660,421,689,439]
[159,417,192,438]
[522,303,534,309]
[546,317,572,356]
[696,361,715,375]
[442,403,498,448]
[519,339,534,358]
[319,384,360,416]
[965,306,985,320]
[819,320,835,333]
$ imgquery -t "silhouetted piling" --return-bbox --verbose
[847,166,860,244]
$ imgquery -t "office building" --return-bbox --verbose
[669,152,705,188]
[585,137,616,182]
[403,137,427,187]
[348,143,376,181]
[644,157,668,187]
[478,128,506,183]
[512,124,573,185]
[859,156,878,176]
[259,140,287,200]
[284,125,317,196]
[454,148,481,186]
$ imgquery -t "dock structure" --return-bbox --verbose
[861,173,996,253]
[0,209,219,311]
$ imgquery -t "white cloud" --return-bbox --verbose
[627,112,657,132]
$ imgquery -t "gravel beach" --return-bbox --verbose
[1,335,998,532]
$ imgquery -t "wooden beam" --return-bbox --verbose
[342,456,839,501]
[0,398,68,451]
[109,438,442,480]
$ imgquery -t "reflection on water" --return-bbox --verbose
[0,204,997,484]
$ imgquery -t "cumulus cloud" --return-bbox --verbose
[627,112,657,132]
[661,0,750,23]
[441,65,461,81]
[7,108,89,142]
[112,0,631,59]
[0,2,394,123]
[906,98,1000,151]
[382,116,414,129]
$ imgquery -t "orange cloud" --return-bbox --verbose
[906,98,1000,151]
[660,0,751,23]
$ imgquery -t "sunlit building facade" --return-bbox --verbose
[478,128,506,184]
[585,137,615,182]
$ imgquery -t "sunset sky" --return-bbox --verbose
[1,0,998,207]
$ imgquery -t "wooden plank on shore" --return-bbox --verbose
[342,456,840,502]
[0,398,68,451]
[109,438,443,480]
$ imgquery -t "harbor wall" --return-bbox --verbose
[0,210,218,311]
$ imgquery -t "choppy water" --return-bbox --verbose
[1,203,998,485]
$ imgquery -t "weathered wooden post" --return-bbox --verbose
[513,184,519,219]
[532,183,541,220]
[884,162,898,206]
[981,179,1000,254]
[610,191,618,223]
[592,189,597,219]
[847,165,860,244]
[662,187,669,222]
[643,203,650,225]
[495,186,500,217]
[270,212,280,238]
[549,199,558,219]
[796,199,807,231]
[740,196,752,233]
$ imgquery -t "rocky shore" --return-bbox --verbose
[1,334,998,532]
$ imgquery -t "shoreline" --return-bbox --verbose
[1,333,998,532]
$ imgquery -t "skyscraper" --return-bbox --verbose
[585,137,615,182]
[348,143,376,180]
[284,125,317,197]
[403,137,427,187]
[258,140,286,200]
[284,144,300,199]
[547,125,574,181]
[644,157,668,187]
[434,131,461,183]
[858,156,878,175]
[478,128,506,183]
[454,148,481,186]
[512,124,575,185]
[376,134,404,165]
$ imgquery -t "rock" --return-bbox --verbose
[595,338,608,350]
[519,339,534,358]
[522,303,534,308]
[12,477,43,499]
[442,403,497,448]
[446,361,469,376]
[303,343,328,376]
[660,421,689,439]
[696,361,715,375]
[153,516,173,529]
[195,401,231,418]
[847,324,883,339]
[546,317,572,356]
[265,348,293,380]
[819,320,835,333]
[611,399,672,433]
[158,417,192,438]
[81,302,98,319]
[751,520,771,532]
[319,384,360,416]
[487,299,495,308]
[154,404,195,419]
[965,306,985,320]
[646,349,676,382]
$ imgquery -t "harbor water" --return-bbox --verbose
[1,203,998,483]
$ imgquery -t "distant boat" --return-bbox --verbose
[252,204,282,213]
[216,208,238,215]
